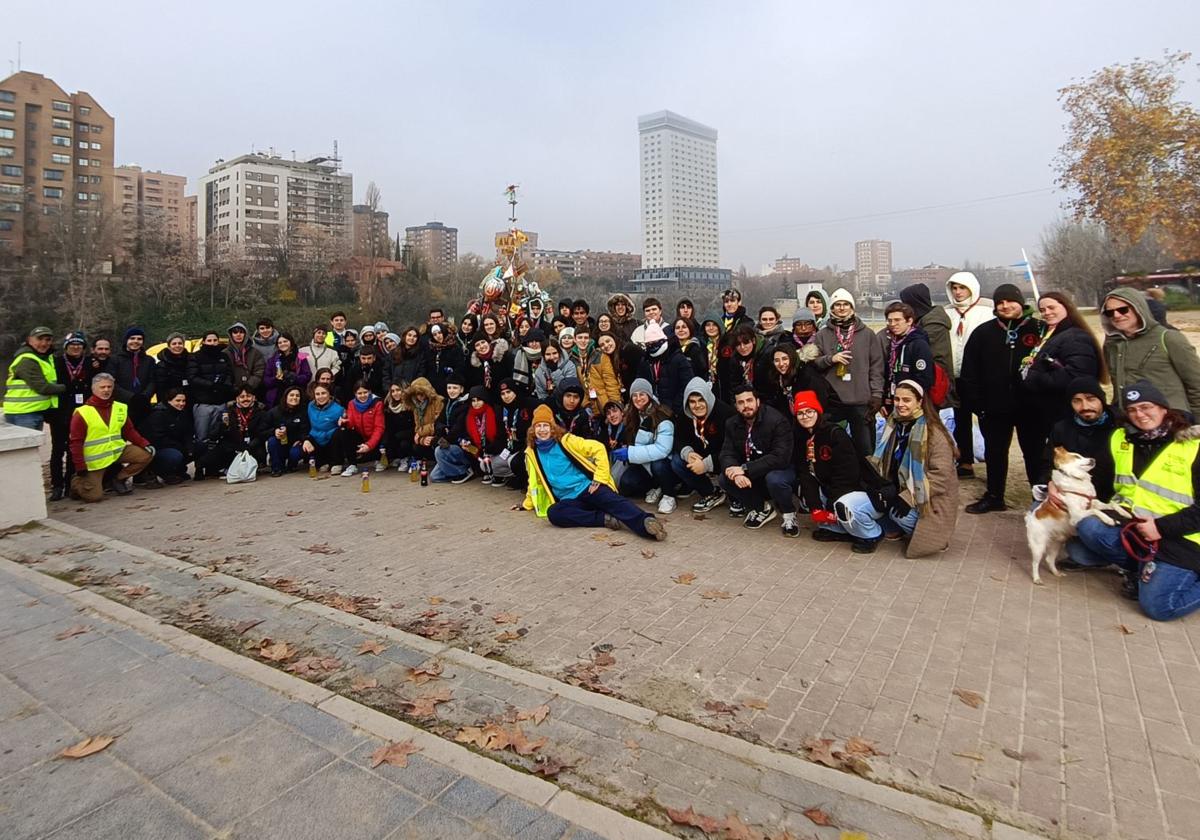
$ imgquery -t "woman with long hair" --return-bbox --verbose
[265,384,310,476]
[456,314,480,356]
[265,332,312,408]
[611,378,678,514]
[673,318,708,381]
[389,326,426,389]
[868,380,960,558]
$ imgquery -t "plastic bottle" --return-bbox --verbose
[410,462,418,483]
[419,460,429,486]
[361,470,370,493]
[308,458,317,478]
[279,425,288,446]
[379,447,389,468]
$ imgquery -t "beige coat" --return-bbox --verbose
[906,424,960,558]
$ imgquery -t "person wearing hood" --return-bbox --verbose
[813,288,884,458]
[252,318,280,363]
[552,377,599,440]
[224,322,265,399]
[607,293,639,343]
[468,335,512,404]
[637,321,694,414]
[1102,287,1200,418]
[195,384,271,479]
[68,373,153,501]
[425,323,464,397]
[464,385,505,484]
[264,332,312,408]
[387,327,427,391]
[718,383,796,530]
[899,282,954,406]
[490,378,534,489]
[701,317,723,381]
[113,326,157,423]
[48,331,93,500]
[187,330,234,450]
[672,377,733,513]
[334,328,360,375]
[337,379,385,476]
[341,345,386,402]
[805,289,832,328]
[265,384,310,476]
[381,332,400,356]
[428,373,473,482]
[1067,380,1200,618]
[154,332,191,396]
[532,341,576,403]
[567,323,622,412]
[521,404,667,540]
[795,391,886,549]
[881,302,934,416]
[402,376,444,473]
[958,284,1043,513]
[138,388,194,484]
[304,326,341,380]
[716,325,761,405]
[611,378,677,514]
[944,272,993,476]
[717,288,754,349]
[358,324,381,357]
[510,329,546,395]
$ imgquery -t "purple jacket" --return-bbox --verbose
[264,352,312,407]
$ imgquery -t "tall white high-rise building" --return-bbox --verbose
[638,110,718,269]
[855,239,893,292]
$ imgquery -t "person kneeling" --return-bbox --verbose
[717,384,797,532]
[522,405,666,540]
[68,373,154,501]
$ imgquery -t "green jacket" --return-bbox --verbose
[1103,287,1200,416]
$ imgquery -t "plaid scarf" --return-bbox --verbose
[873,410,932,513]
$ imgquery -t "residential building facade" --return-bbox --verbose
[112,165,188,260]
[196,153,352,266]
[405,221,458,275]
[0,71,115,256]
[773,256,810,275]
[352,204,389,258]
[854,239,893,292]
[638,110,719,270]
[890,264,958,300]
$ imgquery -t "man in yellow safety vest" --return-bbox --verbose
[67,373,154,502]
[3,326,66,430]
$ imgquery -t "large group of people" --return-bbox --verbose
[7,275,1200,619]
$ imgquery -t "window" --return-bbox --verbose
[78,140,87,149]
[90,142,101,150]
[0,109,14,121]
[77,175,88,183]
[78,105,90,115]
[91,159,100,167]
[0,201,20,211]
[0,220,12,231]
[0,128,12,140]
[43,187,63,198]
[76,192,88,201]
[52,101,71,113]
[52,135,70,146]
[90,125,102,134]
[0,183,18,194]
[77,158,88,167]
[0,147,12,158]
[52,117,71,130]
[89,193,100,201]
[90,175,100,184]
[51,153,69,164]
[1,165,21,177]
[77,123,88,132]
[43,169,63,181]
[0,91,14,103]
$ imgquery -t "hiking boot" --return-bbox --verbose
[48,486,65,502]
[644,516,667,541]
[728,500,746,518]
[965,494,1006,514]
[692,491,726,513]
[644,487,664,504]
[604,514,622,531]
[743,504,777,529]
[657,495,677,514]
[852,537,881,554]
[450,469,475,485]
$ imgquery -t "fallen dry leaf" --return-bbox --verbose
[641,548,656,559]
[843,736,885,757]
[952,688,985,709]
[495,630,521,642]
[516,704,551,725]
[406,686,453,718]
[59,735,115,759]
[418,609,440,619]
[532,757,574,778]
[479,527,494,533]
[593,651,616,667]
[116,584,150,598]
[233,618,264,635]
[356,639,387,656]
[743,697,769,710]
[590,533,609,541]
[286,656,342,677]
[55,624,92,641]
[493,612,520,625]
[192,568,215,579]
[1118,623,1134,635]
[607,540,627,547]
[405,660,444,684]
[703,700,740,716]
[370,739,421,768]
[802,737,842,769]
[802,807,835,827]
[700,589,732,600]
[427,596,444,605]
[952,751,985,761]
[350,677,379,691]
[285,510,302,516]
[1002,747,1025,761]
[624,739,641,752]
[665,805,726,835]
[257,641,295,662]
[506,725,548,756]
[672,572,697,585]
[721,813,761,840]
[301,543,343,555]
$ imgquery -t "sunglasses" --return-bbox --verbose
[1102,305,1132,317]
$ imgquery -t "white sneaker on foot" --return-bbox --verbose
[644,487,664,504]
[657,495,676,514]
[331,465,344,476]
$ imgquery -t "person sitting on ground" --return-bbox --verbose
[430,374,473,483]
[265,385,310,476]
[1067,380,1200,619]
[195,385,271,480]
[532,341,575,403]
[1101,287,1200,418]
[402,377,443,474]
[672,377,732,514]
[869,380,960,558]
[718,383,797,531]
[382,382,415,472]
[68,373,153,501]
[522,404,667,540]
[568,323,622,412]
[611,378,677,514]
[136,387,193,485]
[301,383,346,473]
[464,385,505,485]
[795,391,886,550]
[265,332,312,408]
[552,377,599,440]
[305,326,341,379]
[188,330,233,450]
[341,345,386,402]
[338,380,385,477]
[492,378,534,489]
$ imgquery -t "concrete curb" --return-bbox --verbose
[26,519,1050,839]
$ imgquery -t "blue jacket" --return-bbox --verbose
[628,419,674,465]
[307,400,345,445]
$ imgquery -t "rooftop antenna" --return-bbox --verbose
[505,184,519,225]
[333,140,340,173]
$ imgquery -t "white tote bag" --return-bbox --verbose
[226,450,259,484]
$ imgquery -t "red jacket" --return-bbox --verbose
[344,398,384,450]
[68,396,150,471]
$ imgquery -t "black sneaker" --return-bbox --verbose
[692,491,726,513]
[603,514,622,531]
[781,519,800,538]
[743,504,777,529]
[1120,572,1139,601]
[812,529,852,542]
[965,494,1006,514]
[450,469,475,485]
[852,537,880,554]
[112,478,132,496]
[48,486,65,502]
[956,465,975,478]
[728,500,746,518]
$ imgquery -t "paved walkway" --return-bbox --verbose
[0,560,639,840]
[38,470,1200,840]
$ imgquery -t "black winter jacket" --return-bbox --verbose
[959,316,1041,417]
[795,421,883,511]
[881,327,934,410]
[154,349,190,396]
[266,402,311,446]
[1022,323,1103,425]
[112,349,156,404]
[187,346,234,405]
[719,403,794,480]
[137,403,193,456]
[1036,411,1117,501]
[637,347,694,414]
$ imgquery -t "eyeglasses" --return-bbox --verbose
[795,409,818,418]
[1102,305,1132,317]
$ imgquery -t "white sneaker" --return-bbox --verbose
[331,465,343,476]
[374,460,385,473]
[645,487,664,504]
[396,458,409,472]
[657,495,677,514]
[342,464,358,477]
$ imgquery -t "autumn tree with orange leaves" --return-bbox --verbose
[1055,51,1200,260]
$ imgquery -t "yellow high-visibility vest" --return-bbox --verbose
[77,402,129,471]
[4,351,59,414]
[1111,428,1200,547]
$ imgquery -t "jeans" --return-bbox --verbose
[718,466,796,514]
[1139,561,1200,622]
[819,490,918,540]
[1066,517,1134,570]
[5,411,44,430]
[151,447,188,478]
[266,437,305,473]
[670,453,715,496]
[618,458,677,497]
[547,484,654,538]
[431,444,472,481]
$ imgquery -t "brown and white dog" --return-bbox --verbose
[1025,447,1131,584]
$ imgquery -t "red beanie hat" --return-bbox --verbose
[792,390,823,416]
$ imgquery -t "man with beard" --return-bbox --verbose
[89,336,114,378]
[606,293,639,343]
[718,384,796,530]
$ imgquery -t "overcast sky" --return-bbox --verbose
[6,0,1197,272]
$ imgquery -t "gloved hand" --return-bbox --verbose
[890,496,913,519]
[871,484,897,513]
[145,445,156,457]
[810,509,838,526]
[610,447,629,462]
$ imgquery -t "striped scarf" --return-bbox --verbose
[872,410,931,513]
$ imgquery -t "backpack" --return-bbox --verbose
[931,362,951,408]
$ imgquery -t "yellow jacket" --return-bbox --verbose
[523,433,616,516]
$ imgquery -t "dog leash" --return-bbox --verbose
[1120,521,1159,563]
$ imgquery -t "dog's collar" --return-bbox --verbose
[1059,488,1097,502]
